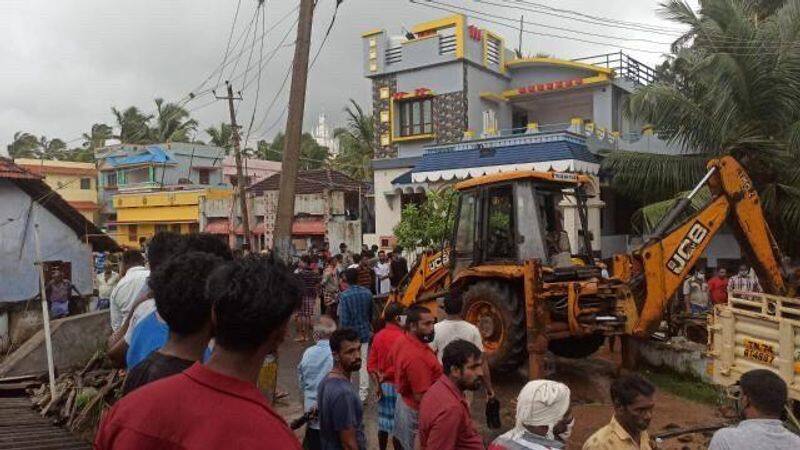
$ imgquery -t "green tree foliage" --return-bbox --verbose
[82,123,113,151]
[603,0,800,252]
[205,123,234,154]
[7,131,40,158]
[151,98,197,143]
[394,187,458,250]
[332,100,375,181]
[256,132,329,170]
[111,106,153,144]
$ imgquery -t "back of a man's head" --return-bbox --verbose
[610,373,655,407]
[147,232,185,271]
[444,293,464,316]
[149,251,223,335]
[384,302,405,324]
[344,267,359,285]
[207,255,303,353]
[121,249,145,269]
[181,233,234,261]
[741,369,787,418]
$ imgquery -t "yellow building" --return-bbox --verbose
[111,187,232,248]
[14,159,99,223]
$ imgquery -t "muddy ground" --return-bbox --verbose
[274,334,725,450]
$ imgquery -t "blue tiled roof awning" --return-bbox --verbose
[411,133,599,183]
[107,145,175,168]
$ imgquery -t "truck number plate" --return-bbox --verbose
[743,339,775,364]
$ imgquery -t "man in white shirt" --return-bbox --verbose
[95,263,119,311]
[374,250,391,294]
[430,293,494,400]
[109,250,149,332]
[710,369,800,450]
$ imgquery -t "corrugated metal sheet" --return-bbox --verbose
[0,398,91,449]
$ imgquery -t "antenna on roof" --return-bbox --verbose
[516,15,524,59]
[402,26,415,40]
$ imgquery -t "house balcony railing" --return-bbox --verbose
[571,51,656,86]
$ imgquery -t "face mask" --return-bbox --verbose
[557,417,575,441]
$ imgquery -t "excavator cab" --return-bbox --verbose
[451,175,594,273]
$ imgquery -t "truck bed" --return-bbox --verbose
[709,291,800,401]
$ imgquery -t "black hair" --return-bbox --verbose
[444,293,464,315]
[394,245,404,254]
[442,339,482,375]
[335,253,343,261]
[378,250,386,255]
[384,302,405,323]
[344,267,359,285]
[339,242,347,249]
[740,369,787,417]
[406,305,431,326]
[149,251,223,334]
[330,328,360,353]
[147,232,185,271]
[122,249,145,267]
[610,374,656,407]
[206,255,303,352]
[371,244,379,251]
[182,233,233,261]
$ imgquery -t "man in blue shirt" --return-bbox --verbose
[337,268,373,402]
[298,316,336,450]
[318,328,367,450]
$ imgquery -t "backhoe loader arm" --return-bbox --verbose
[389,249,451,308]
[630,156,786,336]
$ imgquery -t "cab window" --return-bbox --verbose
[486,185,515,259]
[454,192,477,259]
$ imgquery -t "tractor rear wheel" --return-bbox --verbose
[548,334,606,358]
[462,281,526,374]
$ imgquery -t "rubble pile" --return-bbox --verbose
[27,351,120,433]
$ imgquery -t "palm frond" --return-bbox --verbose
[601,151,709,203]
[632,186,711,234]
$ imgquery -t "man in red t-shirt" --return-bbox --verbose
[392,305,442,450]
[367,303,406,450]
[708,267,729,305]
[419,339,486,450]
[95,256,303,450]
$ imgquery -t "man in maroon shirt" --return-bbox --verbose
[95,256,304,450]
[419,339,486,450]
[367,303,406,450]
[392,305,442,450]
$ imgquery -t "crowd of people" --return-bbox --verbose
[87,231,799,449]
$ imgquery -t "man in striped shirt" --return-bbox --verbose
[728,264,762,295]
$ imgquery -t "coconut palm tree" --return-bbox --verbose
[332,99,375,181]
[603,0,800,251]
[205,123,234,154]
[112,106,153,144]
[151,98,198,143]
[82,123,113,151]
[7,131,40,158]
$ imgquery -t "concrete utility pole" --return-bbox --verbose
[273,0,315,261]
[216,82,253,251]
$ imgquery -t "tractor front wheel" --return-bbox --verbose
[462,281,526,374]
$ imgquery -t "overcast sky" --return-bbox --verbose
[0,0,698,156]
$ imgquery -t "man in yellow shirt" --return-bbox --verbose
[583,374,655,450]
